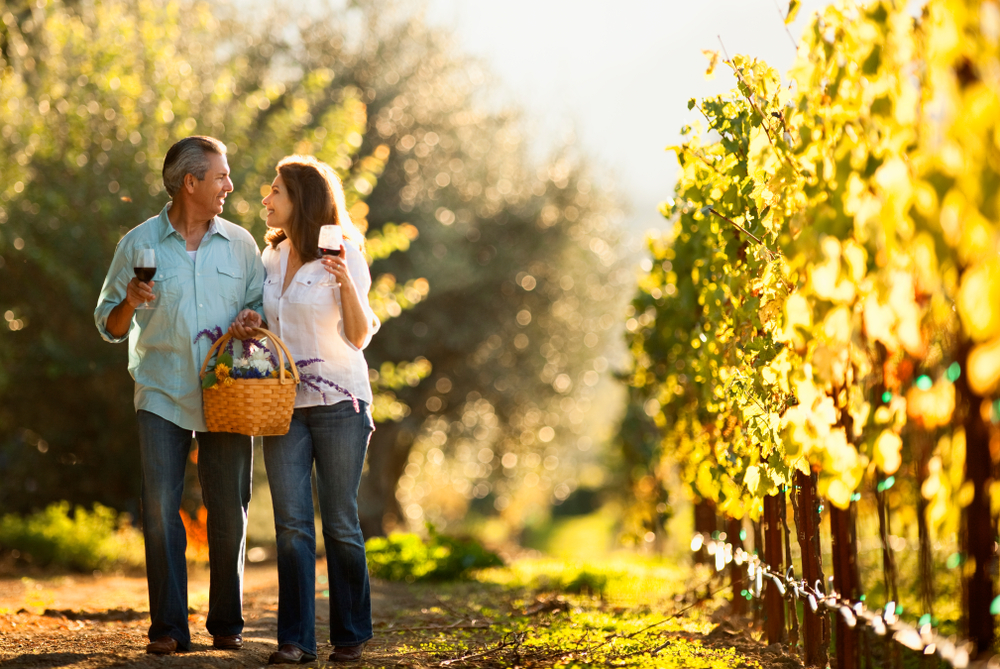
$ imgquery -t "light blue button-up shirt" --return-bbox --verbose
[95,203,265,432]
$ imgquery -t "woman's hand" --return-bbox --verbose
[323,253,370,348]
[321,255,357,294]
[228,309,263,339]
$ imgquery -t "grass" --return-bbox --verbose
[365,555,763,669]
[0,501,145,572]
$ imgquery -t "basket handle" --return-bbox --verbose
[199,327,301,385]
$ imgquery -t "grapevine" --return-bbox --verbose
[629,0,1000,656]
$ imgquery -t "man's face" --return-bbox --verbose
[189,152,233,218]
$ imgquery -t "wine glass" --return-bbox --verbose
[317,225,344,287]
[133,249,157,310]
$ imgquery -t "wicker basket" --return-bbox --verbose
[199,327,300,437]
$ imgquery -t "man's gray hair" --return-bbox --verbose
[162,136,227,198]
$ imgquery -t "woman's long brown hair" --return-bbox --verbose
[264,155,364,257]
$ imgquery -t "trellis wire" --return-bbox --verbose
[689,532,998,669]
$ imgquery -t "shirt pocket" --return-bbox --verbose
[288,275,335,307]
[153,267,181,306]
[263,275,280,298]
[216,264,245,304]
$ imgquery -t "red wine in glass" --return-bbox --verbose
[134,266,157,282]
[318,225,343,287]
[133,248,157,309]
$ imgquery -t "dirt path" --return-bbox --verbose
[1,561,798,669]
[0,560,421,668]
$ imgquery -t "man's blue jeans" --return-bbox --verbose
[263,401,374,655]
[137,410,252,649]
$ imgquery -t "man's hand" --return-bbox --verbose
[105,278,155,338]
[126,277,155,309]
[228,309,263,340]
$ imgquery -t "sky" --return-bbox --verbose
[422,0,831,246]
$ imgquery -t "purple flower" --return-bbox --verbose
[194,326,224,345]
[243,337,266,353]
[299,372,361,413]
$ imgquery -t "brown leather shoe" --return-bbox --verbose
[146,636,178,655]
[329,642,365,662]
[268,644,317,664]
[213,634,243,650]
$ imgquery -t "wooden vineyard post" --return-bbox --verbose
[914,430,935,617]
[830,502,859,669]
[728,517,747,616]
[781,489,800,649]
[763,493,786,644]
[795,470,829,668]
[956,341,996,657]
[693,499,717,565]
[752,519,765,627]
[875,472,902,669]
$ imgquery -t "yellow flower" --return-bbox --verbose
[224,377,235,387]
[271,369,280,378]
[215,363,230,378]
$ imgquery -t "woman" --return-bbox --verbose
[232,155,378,664]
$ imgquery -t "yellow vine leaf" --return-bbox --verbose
[825,477,854,510]
[922,457,942,499]
[990,481,1000,520]
[863,294,897,351]
[786,0,801,25]
[702,49,720,80]
[873,429,902,475]
[906,381,955,430]
[822,307,853,345]
[888,271,925,357]
[958,210,995,266]
[744,465,761,495]
[957,481,975,508]
[968,335,1000,396]
[782,294,812,345]
[957,259,1000,342]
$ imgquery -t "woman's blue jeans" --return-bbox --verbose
[136,410,252,649]
[263,401,374,655]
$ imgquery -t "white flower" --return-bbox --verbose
[250,348,270,363]
[251,359,273,375]
[234,357,250,370]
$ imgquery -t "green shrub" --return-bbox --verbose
[366,526,502,582]
[0,501,145,571]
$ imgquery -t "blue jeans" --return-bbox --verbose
[263,401,374,655]
[137,410,252,649]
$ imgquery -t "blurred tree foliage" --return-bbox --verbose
[320,4,628,535]
[0,0,625,534]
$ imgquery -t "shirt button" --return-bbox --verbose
[199,304,203,308]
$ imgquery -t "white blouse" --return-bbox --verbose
[262,239,379,408]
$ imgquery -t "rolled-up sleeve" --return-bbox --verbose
[343,246,379,351]
[94,239,132,344]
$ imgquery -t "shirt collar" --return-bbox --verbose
[156,202,232,242]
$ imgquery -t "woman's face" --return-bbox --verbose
[262,174,293,231]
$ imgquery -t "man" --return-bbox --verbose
[95,136,265,655]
